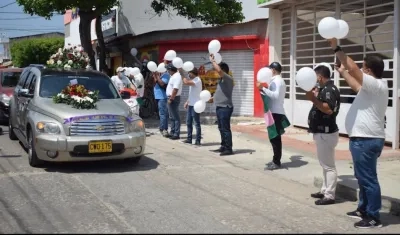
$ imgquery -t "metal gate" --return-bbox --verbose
[282,0,396,143]
[177,50,255,116]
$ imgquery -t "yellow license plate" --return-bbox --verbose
[88,141,112,153]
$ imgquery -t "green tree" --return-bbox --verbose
[10,37,64,67]
[16,0,244,71]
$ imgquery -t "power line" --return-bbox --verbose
[0,16,44,20]
[0,11,62,15]
[0,1,16,9]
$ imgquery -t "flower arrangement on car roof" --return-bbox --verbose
[46,44,90,69]
[53,83,100,109]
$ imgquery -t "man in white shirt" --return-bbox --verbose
[166,63,183,140]
[181,67,202,145]
[111,67,125,91]
[328,38,388,229]
[258,62,290,170]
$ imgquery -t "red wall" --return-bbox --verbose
[156,35,269,117]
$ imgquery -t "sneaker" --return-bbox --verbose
[354,217,382,229]
[220,150,234,156]
[347,210,366,220]
[194,141,201,146]
[162,130,170,138]
[169,136,180,140]
[311,192,325,199]
[265,163,281,171]
[182,139,192,144]
[212,147,226,153]
[315,197,335,205]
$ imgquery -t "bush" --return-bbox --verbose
[10,37,64,68]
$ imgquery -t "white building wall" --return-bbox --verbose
[64,17,97,47]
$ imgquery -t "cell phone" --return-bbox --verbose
[335,57,341,68]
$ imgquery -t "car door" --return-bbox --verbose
[13,70,29,130]
[20,73,37,135]
[17,72,34,133]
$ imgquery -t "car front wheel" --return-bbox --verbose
[8,119,18,140]
[28,130,44,167]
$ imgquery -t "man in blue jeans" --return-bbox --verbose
[153,67,170,137]
[329,38,388,228]
[166,63,183,140]
[209,54,234,156]
[181,67,202,145]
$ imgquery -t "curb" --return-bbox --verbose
[313,176,400,216]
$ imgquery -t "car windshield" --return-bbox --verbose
[39,75,120,99]
[1,71,21,87]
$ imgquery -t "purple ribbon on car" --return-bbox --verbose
[63,114,134,124]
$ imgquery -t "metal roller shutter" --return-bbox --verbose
[177,50,254,116]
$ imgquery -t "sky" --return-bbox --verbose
[0,1,64,53]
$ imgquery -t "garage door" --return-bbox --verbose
[177,50,254,116]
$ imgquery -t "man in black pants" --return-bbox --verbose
[258,62,290,170]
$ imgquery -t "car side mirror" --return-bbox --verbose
[120,91,131,99]
[18,89,34,98]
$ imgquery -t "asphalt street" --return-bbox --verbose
[0,124,399,234]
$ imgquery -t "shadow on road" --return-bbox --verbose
[234,149,256,155]
[201,142,220,147]
[281,155,308,169]
[0,155,21,158]
[43,155,159,174]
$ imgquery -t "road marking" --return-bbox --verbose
[70,175,139,234]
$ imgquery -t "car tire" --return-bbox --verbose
[28,130,44,167]
[124,156,142,164]
[8,120,18,140]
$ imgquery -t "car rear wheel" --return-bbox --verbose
[8,117,18,140]
[28,130,44,167]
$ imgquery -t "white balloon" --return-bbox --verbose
[157,63,166,73]
[213,53,222,64]
[147,61,158,72]
[314,62,333,77]
[164,50,177,60]
[257,67,273,83]
[130,48,138,56]
[132,67,141,76]
[172,57,183,68]
[183,61,194,72]
[194,100,206,113]
[199,90,212,102]
[295,67,318,91]
[208,39,221,54]
[336,19,349,39]
[318,17,340,39]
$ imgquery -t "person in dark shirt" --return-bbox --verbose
[306,65,341,206]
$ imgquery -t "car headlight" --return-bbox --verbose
[128,120,145,133]
[36,122,61,134]
[0,94,10,106]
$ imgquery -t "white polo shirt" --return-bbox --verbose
[345,73,388,138]
[166,72,183,97]
[188,77,202,106]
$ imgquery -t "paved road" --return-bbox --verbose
[0,125,399,233]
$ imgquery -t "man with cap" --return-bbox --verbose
[209,54,234,156]
[111,67,125,91]
[257,62,290,170]
[181,67,202,146]
[166,63,183,140]
[306,65,341,206]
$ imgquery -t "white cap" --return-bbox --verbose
[116,67,125,72]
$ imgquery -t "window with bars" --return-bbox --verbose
[281,9,291,99]
[287,0,394,106]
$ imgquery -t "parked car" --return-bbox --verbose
[0,68,23,123]
[9,66,146,167]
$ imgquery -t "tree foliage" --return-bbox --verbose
[10,37,64,67]
[151,0,244,26]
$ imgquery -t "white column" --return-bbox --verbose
[393,0,400,149]
[289,4,297,123]
[267,9,282,64]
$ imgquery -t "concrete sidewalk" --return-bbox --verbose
[144,117,400,216]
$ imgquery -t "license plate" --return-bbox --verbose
[88,141,112,153]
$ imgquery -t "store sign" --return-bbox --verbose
[101,10,117,38]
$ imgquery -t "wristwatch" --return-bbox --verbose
[333,46,342,53]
